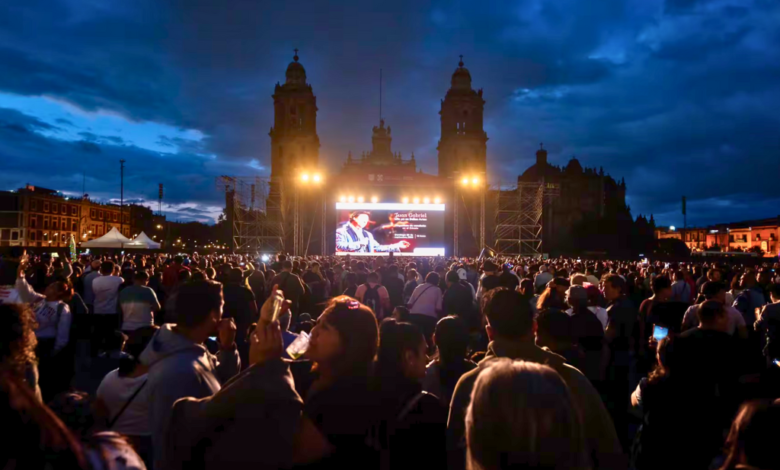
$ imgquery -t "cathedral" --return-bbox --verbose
[264,51,635,256]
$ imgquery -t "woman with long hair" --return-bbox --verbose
[465,359,588,470]
[718,400,780,470]
[0,303,40,399]
[0,371,88,469]
[302,296,381,468]
[536,280,568,312]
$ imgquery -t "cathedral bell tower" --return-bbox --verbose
[269,50,320,178]
[437,56,487,178]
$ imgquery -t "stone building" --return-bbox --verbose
[263,52,634,256]
[0,184,163,249]
[517,146,632,254]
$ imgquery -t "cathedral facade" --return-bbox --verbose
[266,51,633,256]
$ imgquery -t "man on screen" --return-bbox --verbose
[336,211,410,253]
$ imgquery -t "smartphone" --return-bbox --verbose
[653,325,669,342]
[208,336,217,342]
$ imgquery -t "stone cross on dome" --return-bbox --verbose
[459,54,464,67]
[294,48,299,62]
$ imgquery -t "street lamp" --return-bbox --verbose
[454,172,486,256]
[296,170,325,256]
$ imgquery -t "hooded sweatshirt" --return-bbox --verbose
[447,339,624,470]
[139,323,240,469]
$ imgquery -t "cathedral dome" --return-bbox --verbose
[285,50,307,85]
[565,157,583,174]
[451,56,472,90]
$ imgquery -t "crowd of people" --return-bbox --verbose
[1,245,780,470]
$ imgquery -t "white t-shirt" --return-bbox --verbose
[681,303,746,336]
[565,306,608,330]
[408,283,443,318]
[92,275,125,314]
[96,369,150,436]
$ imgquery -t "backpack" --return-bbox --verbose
[362,284,383,318]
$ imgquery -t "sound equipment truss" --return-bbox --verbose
[216,176,285,254]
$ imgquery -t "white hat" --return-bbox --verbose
[457,268,468,280]
[540,265,548,273]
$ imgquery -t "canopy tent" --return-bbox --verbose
[80,227,132,248]
[125,231,161,249]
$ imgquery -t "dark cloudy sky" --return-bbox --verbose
[1,0,778,227]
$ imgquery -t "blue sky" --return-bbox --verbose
[0,0,778,225]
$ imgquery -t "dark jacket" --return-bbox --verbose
[167,359,302,470]
[377,379,447,470]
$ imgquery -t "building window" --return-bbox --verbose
[90,209,96,218]
[30,217,37,229]
[31,200,37,211]
[30,231,36,241]
[52,203,58,214]
[71,206,77,216]
[72,222,77,232]
[61,233,66,243]
[99,211,104,220]
[98,226,103,236]
[124,214,129,223]
[43,202,50,212]
[11,231,18,241]
[43,217,49,230]
[112,212,118,222]
[52,220,58,230]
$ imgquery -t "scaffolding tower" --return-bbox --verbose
[494,184,522,256]
[217,176,285,254]
[494,181,546,256]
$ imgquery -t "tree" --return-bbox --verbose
[706,244,722,252]
[748,245,765,256]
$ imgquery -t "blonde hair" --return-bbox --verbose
[465,359,588,470]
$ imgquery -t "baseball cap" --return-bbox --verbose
[457,268,468,280]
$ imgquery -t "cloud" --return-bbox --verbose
[0,0,777,229]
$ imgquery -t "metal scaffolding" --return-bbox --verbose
[494,184,521,256]
[217,176,285,254]
[518,181,545,256]
[494,181,546,256]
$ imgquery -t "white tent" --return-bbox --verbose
[125,231,161,249]
[80,227,132,248]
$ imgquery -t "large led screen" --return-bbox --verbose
[334,202,445,256]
